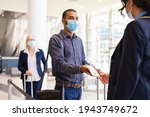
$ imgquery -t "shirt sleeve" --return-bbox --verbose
[81,40,90,65]
[40,49,47,71]
[18,51,27,74]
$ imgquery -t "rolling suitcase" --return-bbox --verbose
[97,77,107,100]
[23,74,34,99]
[37,89,61,100]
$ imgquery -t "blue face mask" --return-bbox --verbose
[66,20,78,32]
[127,11,134,19]
[126,0,134,19]
[27,40,36,47]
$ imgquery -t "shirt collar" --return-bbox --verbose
[24,47,39,54]
[60,30,77,39]
[135,11,147,19]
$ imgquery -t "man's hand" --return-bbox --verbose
[80,65,91,75]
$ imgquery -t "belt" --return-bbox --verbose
[56,82,81,88]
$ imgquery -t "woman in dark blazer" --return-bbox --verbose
[99,0,150,100]
[18,36,46,99]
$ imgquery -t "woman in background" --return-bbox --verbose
[18,36,46,99]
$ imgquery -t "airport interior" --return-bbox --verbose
[0,0,131,100]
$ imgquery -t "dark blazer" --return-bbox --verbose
[107,13,150,100]
[18,48,46,80]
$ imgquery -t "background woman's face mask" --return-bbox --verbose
[27,40,36,47]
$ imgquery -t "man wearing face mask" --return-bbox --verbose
[49,9,91,100]
[18,36,46,99]
[99,0,150,100]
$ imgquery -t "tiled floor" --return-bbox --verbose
[0,73,107,100]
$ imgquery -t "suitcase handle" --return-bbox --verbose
[23,74,34,98]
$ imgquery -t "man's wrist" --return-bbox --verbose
[80,66,83,73]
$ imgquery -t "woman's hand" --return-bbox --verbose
[25,70,32,76]
[98,71,109,84]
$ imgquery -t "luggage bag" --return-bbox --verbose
[37,89,60,100]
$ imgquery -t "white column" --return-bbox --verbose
[28,0,48,89]
[28,0,47,51]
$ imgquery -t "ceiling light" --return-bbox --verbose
[79,6,83,9]
[64,0,78,2]
[97,0,102,2]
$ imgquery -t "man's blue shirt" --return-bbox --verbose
[49,30,89,84]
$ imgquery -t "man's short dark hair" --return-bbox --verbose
[62,9,77,19]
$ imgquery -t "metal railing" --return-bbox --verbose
[7,78,106,100]
[7,79,34,100]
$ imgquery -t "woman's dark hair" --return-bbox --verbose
[119,0,150,15]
